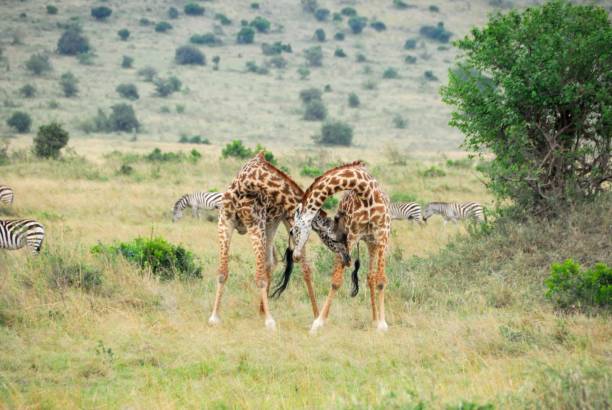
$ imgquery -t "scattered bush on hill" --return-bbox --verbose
[184,3,204,16]
[25,53,52,75]
[348,16,367,34]
[57,26,90,55]
[137,66,157,81]
[315,121,353,146]
[348,92,360,108]
[7,111,32,133]
[190,33,221,46]
[121,55,133,68]
[155,76,182,97]
[155,21,173,33]
[33,122,69,159]
[175,46,205,65]
[237,27,255,44]
[303,100,327,121]
[117,29,130,41]
[19,84,36,98]
[46,5,58,15]
[59,72,78,97]
[314,8,329,21]
[420,22,452,43]
[314,28,326,42]
[168,7,179,19]
[116,83,139,100]
[250,16,270,33]
[304,46,323,67]
[91,6,112,21]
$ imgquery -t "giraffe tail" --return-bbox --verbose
[271,247,294,298]
[350,242,361,297]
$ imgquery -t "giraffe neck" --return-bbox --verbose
[302,165,373,213]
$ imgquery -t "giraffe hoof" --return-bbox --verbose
[265,317,276,331]
[309,317,325,334]
[208,314,221,326]
[376,321,389,332]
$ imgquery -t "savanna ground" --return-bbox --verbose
[1,0,611,408]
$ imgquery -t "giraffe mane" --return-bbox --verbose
[303,160,366,201]
[254,151,305,196]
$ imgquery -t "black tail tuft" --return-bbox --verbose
[271,247,294,298]
[350,258,361,297]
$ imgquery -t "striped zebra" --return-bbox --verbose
[389,202,423,224]
[172,191,223,222]
[0,219,45,254]
[0,185,14,206]
[423,202,485,224]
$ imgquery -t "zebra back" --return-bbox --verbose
[173,191,223,222]
[0,219,45,254]
[389,202,423,223]
[0,185,14,205]
[424,202,484,222]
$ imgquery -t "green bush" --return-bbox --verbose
[168,7,179,19]
[215,13,231,26]
[121,55,133,68]
[300,165,322,177]
[370,21,386,31]
[77,51,95,66]
[237,27,255,44]
[404,38,417,49]
[245,61,269,75]
[250,16,270,33]
[304,46,323,67]
[268,56,287,69]
[332,12,342,22]
[356,53,367,62]
[545,259,611,311]
[317,121,353,146]
[92,237,202,280]
[117,28,130,41]
[341,7,357,16]
[139,18,152,26]
[334,48,346,58]
[261,42,291,55]
[301,0,318,13]
[179,135,210,144]
[314,8,329,21]
[137,66,157,81]
[299,88,322,103]
[424,70,438,81]
[46,5,58,15]
[7,111,32,133]
[383,67,399,79]
[334,32,345,41]
[419,165,446,177]
[25,53,52,75]
[154,76,181,97]
[190,33,221,45]
[175,46,205,65]
[155,21,172,33]
[393,114,407,128]
[420,22,452,43]
[314,28,326,42]
[57,27,90,55]
[59,72,78,97]
[184,3,204,16]
[91,6,112,21]
[116,83,139,100]
[446,158,473,168]
[322,196,338,210]
[394,0,415,9]
[19,84,36,98]
[145,148,201,163]
[348,92,360,108]
[297,66,310,80]
[303,100,327,121]
[33,122,69,159]
[404,55,417,64]
[429,5,440,12]
[222,140,252,159]
[348,16,367,34]
[109,104,140,132]
[251,3,260,10]
[47,255,103,292]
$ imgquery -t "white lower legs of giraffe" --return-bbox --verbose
[265,317,276,330]
[309,316,325,334]
[208,313,221,325]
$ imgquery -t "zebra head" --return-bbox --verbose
[422,204,435,222]
[172,208,183,223]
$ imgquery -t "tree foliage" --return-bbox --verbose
[441,1,611,214]
[33,122,69,159]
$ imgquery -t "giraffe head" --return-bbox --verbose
[311,211,351,266]
[290,203,317,260]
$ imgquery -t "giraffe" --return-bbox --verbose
[208,152,350,330]
[289,161,391,332]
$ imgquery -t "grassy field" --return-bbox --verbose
[1,0,611,408]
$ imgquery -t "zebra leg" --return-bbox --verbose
[367,242,378,323]
[209,215,233,326]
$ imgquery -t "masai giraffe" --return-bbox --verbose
[289,161,391,332]
[208,152,350,330]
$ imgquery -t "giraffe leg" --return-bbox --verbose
[299,248,319,318]
[367,243,378,324]
[374,244,388,332]
[209,217,233,325]
[260,222,279,314]
[310,254,344,333]
[248,223,275,330]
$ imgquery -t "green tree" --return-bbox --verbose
[7,111,32,133]
[59,72,78,97]
[441,1,612,214]
[33,122,69,159]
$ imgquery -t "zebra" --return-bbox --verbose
[172,191,223,222]
[423,202,485,224]
[389,202,423,224]
[0,219,45,254]
[0,185,14,206]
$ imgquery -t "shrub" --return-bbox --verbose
[430,5,440,12]
[19,84,36,98]
[139,18,152,26]
[155,76,181,97]
[348,92,360,108]
[424,70,438,81]
[314,8,329,21]
[251,3,260,10]
[222,140,252,159]
[7,111,32,133]
[175,46,205,65]
[250,16,270,33]
[300,165,322,177]
[114,29,129,42]
[168,7,179,19]
[145,148,201,163]
[334,48,346,58]
[190,33,221,46]
[304,46,323,67]
[332,12,342,22]
[46,5,58,15]
[356,53,367,63]
[348,16,367,34]
[137,66,157,81]
[370,21,386,31]
[404,55,417,64]
[393,114,407,128]
[25,53,52,75]
[184,3,204,16]
[303,100,327,121]
[341,7,357,17]
[317,121,353,146]
[59,72,78,97]
[47,255,102,291]
[245,61,269,75]
[545,259,611,311]
[261,42,291,55]
[155,21,172,33]
[314,28,326,42]
[179,135,210,144]
[215,13,231,25]
[446,158,473,168]
[363,79,377,90]
[268,56,287,69]
[419,165,446,177]
[77,51,95,65]
[299,88,322,103]
[33,122,69,159]
[109,104,139,132]
[301,0,318,13]
[394,0,414,9]
[404,38,417,49]
[121,55,133,68]
[237,27,255,44]
[383,67,399,79]
[116,83,139,100]
[57,27,90,55]
[91,6,112,21]
[322,196,339,210]
[334,32,345,41]
[420,22,452,43]
[92,237,202,280]
[297,66,310,80]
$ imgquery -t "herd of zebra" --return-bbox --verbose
[0,185,484,256]
[172,191,486,225]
